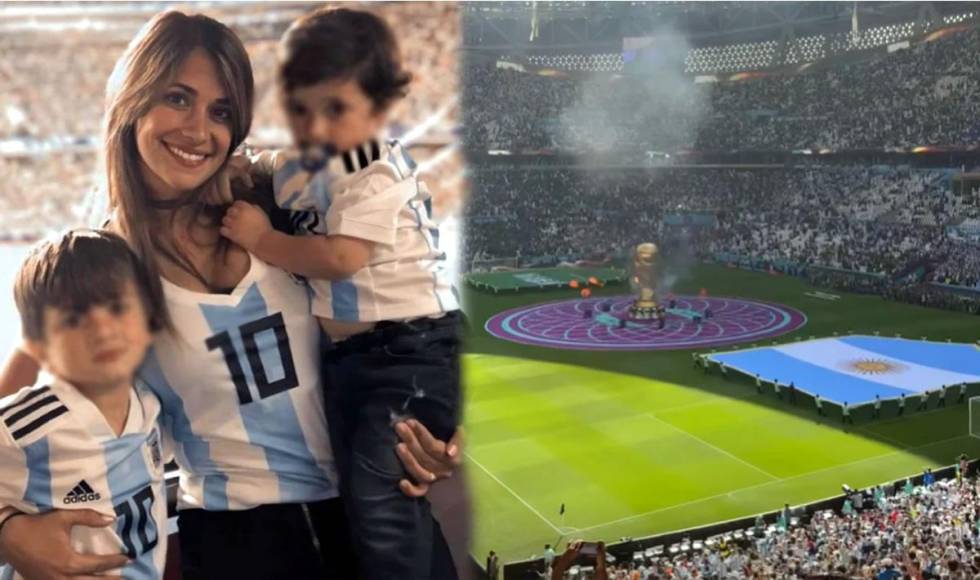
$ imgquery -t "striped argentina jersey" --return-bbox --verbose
[0,379,167,580]
[139,256,338,511]
[260,139,458,322]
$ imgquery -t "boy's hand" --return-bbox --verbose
[204,155,253,206]
[220,201,271,252]
[394,421,463,498]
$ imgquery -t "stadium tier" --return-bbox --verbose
[463,166,980,317]
[463,25,980,153]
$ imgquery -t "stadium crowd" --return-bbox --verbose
[465,166,968,273]
[0,154,96,241]
[545,472,980,579]
[464,165,980,311]
[463,27,980,153]
[0,3,457,141]
[932,240,980,289]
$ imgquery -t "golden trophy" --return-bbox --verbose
[629,242,661,320]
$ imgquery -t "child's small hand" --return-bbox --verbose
[204,155,253,206]
[220,201,271,252]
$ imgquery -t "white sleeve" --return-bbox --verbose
[325,168,417,246]
[0,422,31,514]
[0,426,33,568]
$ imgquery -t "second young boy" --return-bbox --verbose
[220,8,461,580]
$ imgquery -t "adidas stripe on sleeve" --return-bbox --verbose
[1,385,68,446]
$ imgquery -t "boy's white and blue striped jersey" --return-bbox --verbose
[257,138,459,322]
[139,256,339,511]
[0,379,168,580]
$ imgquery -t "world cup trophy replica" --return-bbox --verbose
[628,242,662,320]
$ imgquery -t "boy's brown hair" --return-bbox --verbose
[279,7,411,111]
[14,230,165,341]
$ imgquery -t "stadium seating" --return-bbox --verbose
[596,475,980,579]
[464,165,980,313]
[463,27,980,153]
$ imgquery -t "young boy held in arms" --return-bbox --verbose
[220,8,461,579]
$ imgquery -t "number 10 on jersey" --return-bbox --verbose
[205,312,300,405]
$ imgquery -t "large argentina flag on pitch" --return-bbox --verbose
[711,336,980,404]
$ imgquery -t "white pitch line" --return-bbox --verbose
[572,434,970,534]
[466,452,562,535]
[644,413,780,481]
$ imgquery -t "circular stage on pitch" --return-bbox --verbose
[484,295,807,351]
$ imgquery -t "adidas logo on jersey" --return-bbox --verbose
[63,480,101,504]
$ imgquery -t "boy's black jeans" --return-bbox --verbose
[322,311,462,580]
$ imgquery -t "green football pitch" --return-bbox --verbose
[462,263,980,565]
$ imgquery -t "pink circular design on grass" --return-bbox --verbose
[484,295,806,351]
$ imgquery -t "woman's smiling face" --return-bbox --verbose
[135,48,233,201]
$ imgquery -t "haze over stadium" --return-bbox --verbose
[460,2,980,578]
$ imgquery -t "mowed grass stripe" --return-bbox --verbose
[573,434,975,537]
[656,398,899,478]
[642,413,780,480]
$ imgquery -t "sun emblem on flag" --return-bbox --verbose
[842,358,905,375]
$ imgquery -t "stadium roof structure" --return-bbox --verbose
[463,1,980,54]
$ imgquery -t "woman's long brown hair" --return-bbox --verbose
[102,10,254,328]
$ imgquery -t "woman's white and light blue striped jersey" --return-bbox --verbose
[0,379,168,580]
[257,139,458,322]
[139,257,338,512]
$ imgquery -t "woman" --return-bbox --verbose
[0,11,460,580]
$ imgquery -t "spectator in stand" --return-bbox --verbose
[486,550,500,579]
[543,543,556,573]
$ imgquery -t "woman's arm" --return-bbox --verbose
[0,509,129,580]
[394,421,463,497]
[0,348,40,397]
